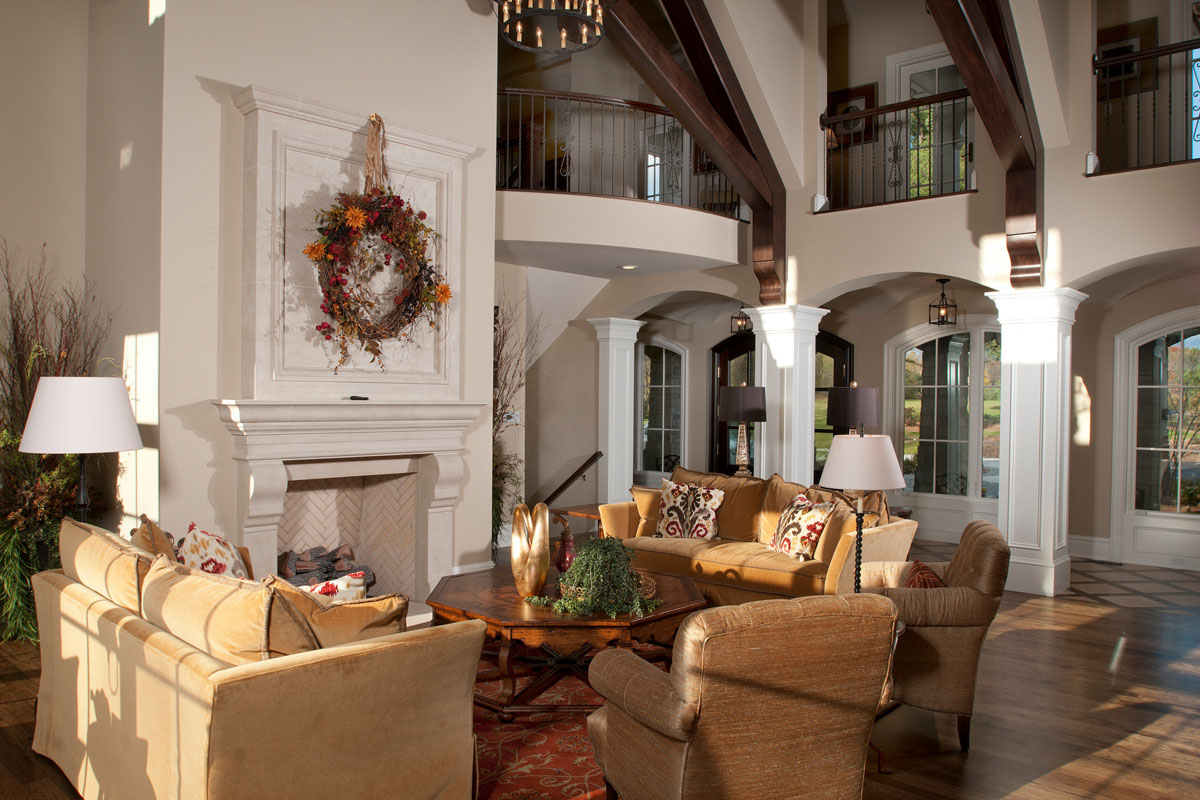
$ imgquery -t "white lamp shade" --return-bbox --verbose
[19,377,143,454]
[819,434,905,492]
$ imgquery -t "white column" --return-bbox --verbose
[588,318,646,503]
[986,288,1087,596]
[745,305,829,485]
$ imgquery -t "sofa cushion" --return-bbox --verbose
[807,485,891,525]
[130,514,178,563]
[141,556,318,665]
[267,576,409,648]
[58,517,152,613]
[771,498,834,561]
[631,485,662,537]
[625,537,828,597]
[758,475,879,564]
[657,478,723,539]
[670,467,768,542]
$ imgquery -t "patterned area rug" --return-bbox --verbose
[474,666,607,800]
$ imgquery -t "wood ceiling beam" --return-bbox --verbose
[926,0,1034,172]
[926,0,1042,285]
[610,0,781,304]
[604,1,773,213]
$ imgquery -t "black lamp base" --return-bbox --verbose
[854,510,864,593]
[74,454,89,525]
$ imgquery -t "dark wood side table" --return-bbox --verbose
[426,568,705,719]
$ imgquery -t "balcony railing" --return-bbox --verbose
[1092,37,1200,173]
[819,89,974,212]
[496,89,747,221]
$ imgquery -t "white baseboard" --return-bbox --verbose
[451,560,497,575]
[1068,535,1113,562]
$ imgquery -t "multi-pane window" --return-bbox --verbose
[982,332,1001,498]
[906,62,970,198]
[639,344,683,475]
[903,333,971,495]
[1134,326,1200,513]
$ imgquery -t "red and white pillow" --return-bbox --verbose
[657,478,724,540]
[299,571,369,604]
[771,494,834,561]
[175,522,250,580]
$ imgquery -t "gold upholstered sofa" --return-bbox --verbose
[598,467,917,606]
[32,518,486,800]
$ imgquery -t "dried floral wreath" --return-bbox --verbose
[303,187,451,371]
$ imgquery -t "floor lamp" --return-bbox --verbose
[19,377,144,525]
[718,386,766,478]
[820,432,905,593]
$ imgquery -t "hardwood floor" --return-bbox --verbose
[3,552,1198,799]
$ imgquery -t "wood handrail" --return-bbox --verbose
[499,87,672,117]
[1093,37,1200,71]
[821,88,971,128]
[538,451,604,507]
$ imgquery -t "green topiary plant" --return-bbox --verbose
[526,536,662,618]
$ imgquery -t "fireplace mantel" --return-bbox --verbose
[214,399,483,593]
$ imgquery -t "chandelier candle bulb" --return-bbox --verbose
[516,20,522,41]
[561,27,566,48]
[536,26,542,47]
[581,23,587,44]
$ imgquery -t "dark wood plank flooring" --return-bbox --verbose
[3,552,1198,799]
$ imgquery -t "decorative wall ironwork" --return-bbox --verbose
[820,88,974,212]
[497,89,746,220]
[1092,36,1200,173]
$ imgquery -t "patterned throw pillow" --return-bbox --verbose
[905,559,946,588]
[656,479,725,539]
[176,522,250,580]
[771,494,835,561]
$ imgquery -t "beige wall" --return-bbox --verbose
[1070,270,1200,542]
[0,0,89,282]
[154,0,496,567]
[526,264,757,506]
[84,0,166,531]
[495,261,528,504]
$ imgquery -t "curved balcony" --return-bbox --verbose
[497,89,748,222]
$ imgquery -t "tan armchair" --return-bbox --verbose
[586,594,898,800]
[859,520,1010,751]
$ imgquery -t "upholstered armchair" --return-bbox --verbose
[587,594,898,800]
[859,520,1011,751]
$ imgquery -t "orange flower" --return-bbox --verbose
[303,241,327,261]
[435,283,452,304]
[344,207,368,230]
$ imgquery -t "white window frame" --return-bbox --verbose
[634,337,687,486]
[1109,305,1200,570]
[882,315,999,541]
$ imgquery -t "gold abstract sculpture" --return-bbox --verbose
[511,502,550,597]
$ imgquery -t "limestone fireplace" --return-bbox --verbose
[215,87,483,622]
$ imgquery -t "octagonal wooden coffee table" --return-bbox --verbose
[427,568,705,719]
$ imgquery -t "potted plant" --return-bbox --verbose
[527,536,662,618]
[0,240,113,642]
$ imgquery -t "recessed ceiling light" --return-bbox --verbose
[619,265,638,271]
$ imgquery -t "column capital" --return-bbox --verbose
[986,288,1088,325]
[744,304,829,334]
[588,318,646,342]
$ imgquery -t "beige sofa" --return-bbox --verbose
[599,467,917,606]
[33,518,486,800]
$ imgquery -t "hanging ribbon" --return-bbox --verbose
[364,113,388,192]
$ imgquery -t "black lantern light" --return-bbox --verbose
[731,304,753,333]
[929,278,957,326]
